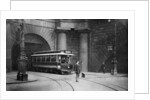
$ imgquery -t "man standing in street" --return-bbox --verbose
[75,61,81,82]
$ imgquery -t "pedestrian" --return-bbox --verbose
[101,62,106,74]
[111,57,117,75]
[75,61,81,82]
[98,62,105,73]
[111,58,115,75]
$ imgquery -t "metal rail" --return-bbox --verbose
[83,73,128,90]
[81,78,118,91]
[30,73,62,91]
[61,80,75,91]
[30,73,75,91]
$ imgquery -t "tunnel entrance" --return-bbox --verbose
[24,33,50,70]
[11,33,50,71]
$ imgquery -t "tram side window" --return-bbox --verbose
[46,56,50,62]
[42,56,45,62]
[50,56,56,62]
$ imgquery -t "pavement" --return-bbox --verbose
[7,72,38,84]
[6,71,128,91]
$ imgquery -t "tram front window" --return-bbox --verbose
[61,56,69,63]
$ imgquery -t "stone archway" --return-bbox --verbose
[24,33,50,54]
[11,33,51,71]
[24,33,51,70]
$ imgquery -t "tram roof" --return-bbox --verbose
[34,50,72,54]
[31,52,74,57]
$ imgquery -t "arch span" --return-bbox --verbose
[11,33,51,70]
[24,33,51,56]
[25,33,51,70]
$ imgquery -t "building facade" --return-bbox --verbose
[6,19,128,73]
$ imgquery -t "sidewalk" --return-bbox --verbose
[7,72,38,84]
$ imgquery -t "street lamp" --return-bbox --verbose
[17,19,28,81]
[108,19,118,75]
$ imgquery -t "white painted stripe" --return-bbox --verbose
[33,64,57,68]
[31,53,74,56]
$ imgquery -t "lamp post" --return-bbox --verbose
[113,20,117,75]
[108,19,118,75]
[17,19,28,81]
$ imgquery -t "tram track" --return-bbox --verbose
[81,78,127,91]
[60,79,75,91]
[105,82,128,91]
[30,73,62,91]
[81,78,118,91]
[30,73,75,91]
[29,72,126,91]
[85,73,128,78]
[81,73,128,91]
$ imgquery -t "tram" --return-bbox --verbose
[31,50,74,74]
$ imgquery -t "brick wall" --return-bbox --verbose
[6,19,128,73]
[88,20,128,73]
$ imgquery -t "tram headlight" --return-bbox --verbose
[57,65,61,69]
